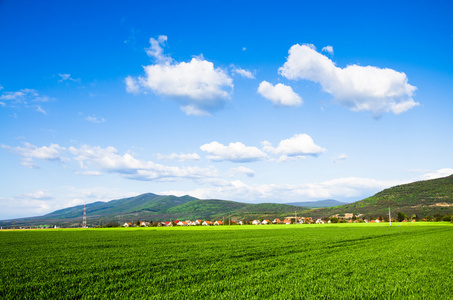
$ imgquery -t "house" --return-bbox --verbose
[214,220,223,226]
[202,221,213,226]
[315,219,325,224]
[273,218,282,224]
[262,220,271,225]
[123,222,132,227]
[164,221,173,227]
[238,221,243,225]
[252,220,261,225]
[140,221,150,227]
[177,221,188,226]
[194,220,203,225]
[283,218,291,224]
[370,220,376,223]
[411,219,416,222]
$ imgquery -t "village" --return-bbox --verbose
[121,216,394,228]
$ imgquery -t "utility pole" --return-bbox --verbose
[83,201,87,228]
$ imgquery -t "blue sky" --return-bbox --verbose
[1,0,452,220]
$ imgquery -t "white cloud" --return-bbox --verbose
[58,73,80,83]
[2,142,66,168]
[125,76,140,94]
[163,176,403,203]
[278,44,418,116]
[232,66,255,79]
[262,134,326,161]
[75,170,103,176]
[257,81,302,107]
[322,45,334,55]
[200,141,268,163]
[85,115,106,123]
[420,168,453,180]
[126,36,234,115]
[145,35,171,64]
[0,88,52,113]
[69,145,214,181]
[229,166,255,177]
[332,153,347,164]
[139,58,232,99]
[35,105,46,115]
[157,152,201,162]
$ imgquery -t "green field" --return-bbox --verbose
[1,223,452,299]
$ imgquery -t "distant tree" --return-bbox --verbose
[104,221,120,228]
[330,217,339,223]
[434,214,443,222]
[397,212,407,222]
[378,216,383,221]
[442,215,452,222]
[426,215,433,222]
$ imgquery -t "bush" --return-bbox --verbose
[104,221,120,228]
[442,215,452,222]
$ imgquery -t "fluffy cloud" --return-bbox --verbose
[421,168,453,180]
[229,166,255,178]
[279,44,418,116]
[157,152,201,162]
[257,81,302,107]
[2,142,66,168]
[321,45,334,55]
[145,35,171,64]
[69,145,214,181]
[262,134,326,161]
[200,141,267,163]
[232,66,255,79]
[126,36,233,115]
[164,176,403,203]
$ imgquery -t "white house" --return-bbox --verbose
[252,220,261,225]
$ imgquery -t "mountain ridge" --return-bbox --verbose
[2,174,452,227]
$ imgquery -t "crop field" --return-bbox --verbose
[1,223,452,299]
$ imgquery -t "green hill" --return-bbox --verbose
[0,194,310,227]
[311,175,453,219]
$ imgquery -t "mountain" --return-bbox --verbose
[285,199,348,208]
[0,194,310,227]
[310,175,453,218]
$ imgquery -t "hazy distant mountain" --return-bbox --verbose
[285,199,348,208]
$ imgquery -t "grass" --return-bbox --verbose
[1,223,452,299]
